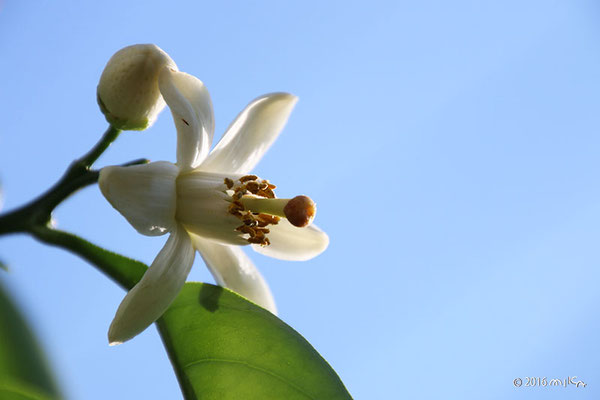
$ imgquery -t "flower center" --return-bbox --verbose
[224,175,317,246]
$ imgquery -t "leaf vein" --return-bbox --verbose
[183,358,316,399]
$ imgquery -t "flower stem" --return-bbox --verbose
[0,124,195,398]
[0,125,127,235]
[79,125,122,168]
[29,226,146,290]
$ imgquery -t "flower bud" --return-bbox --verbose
[97,44,177,130]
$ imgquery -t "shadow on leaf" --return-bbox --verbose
[198,284,223,312]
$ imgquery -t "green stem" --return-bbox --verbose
[0,171,100,234]
[0,124,196,398]
[0,125,125,235]
[30,226,146,290]
[78,125,121,168]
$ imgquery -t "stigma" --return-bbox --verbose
[225,175,317,246]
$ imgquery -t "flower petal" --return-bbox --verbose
[158,68,214,171]
[252,219,329,261]
[99,161,178,236]
[176,170,249,246]
[190,234,277,314]
[199,93,298,174]
[108,225,195,345]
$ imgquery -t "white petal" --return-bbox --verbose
[190,234,277,314]
[199,93,298,174]
[158,68,214,171]
[108,225,195,345]
[252,219,329,261]
[99,161,178,236]
[176,170,248,246]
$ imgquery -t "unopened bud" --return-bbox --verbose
[97,44,177,130]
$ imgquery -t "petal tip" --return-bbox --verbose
[262,92,298,106]
[251,222,329,261]
[107,320,128,346]
[308,228,329,260]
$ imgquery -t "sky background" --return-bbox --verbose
[1,0,600,399]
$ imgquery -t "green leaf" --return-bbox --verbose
[27,230,351,398]
[0,280,61,399]
[157,283,352,400]
[0,380,55,400]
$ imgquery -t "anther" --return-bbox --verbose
[233,191,244,201]
[246,181,260,194]
[242,213,257,227]
[236,225,255,235]
[256,213,280,226]
[239,175,258,183]
[228,201,244,215]
[257,187,275,198]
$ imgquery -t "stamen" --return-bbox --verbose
[246,181,260,194]
[228,201,244,216]
[247,236,270,245]
[256,213,280,226]
[242,213,257,227]
[257,187,275,199]
[232,189,244,201]
[239,175,258,183]
[225,175,316,245]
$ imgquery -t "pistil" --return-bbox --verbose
[224,175,318,246]
[240,196,316,227]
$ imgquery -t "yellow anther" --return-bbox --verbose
[239,175,258,183]
[225,176,315,245]
[246,181,260,194]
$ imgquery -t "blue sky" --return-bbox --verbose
[1,1,600,399]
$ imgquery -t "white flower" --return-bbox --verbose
[99,68,329,345]
[97,44,177,130]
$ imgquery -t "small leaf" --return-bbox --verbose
[157,283,352,400]
[0,280,61,399]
